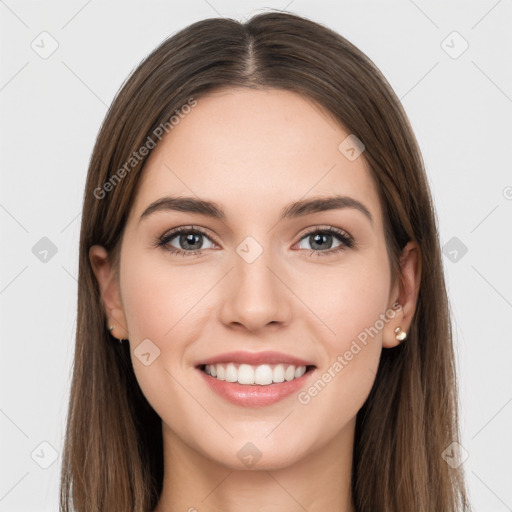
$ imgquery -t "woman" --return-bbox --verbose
[60,11,472,512]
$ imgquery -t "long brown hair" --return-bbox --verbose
[60,11,472,511]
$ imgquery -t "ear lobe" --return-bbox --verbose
[382,241,422,349]
[89,245,129,339]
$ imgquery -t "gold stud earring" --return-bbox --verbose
[394,326,407,341]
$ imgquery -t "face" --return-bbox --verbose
[93,87,412,470]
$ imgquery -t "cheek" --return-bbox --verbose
[119,253,213,398]
[295,261,390,439]
[308,253,391,348]
[119,255,208,425]
[120,252,206,342]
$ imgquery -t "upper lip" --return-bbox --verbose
[195,351,315,368]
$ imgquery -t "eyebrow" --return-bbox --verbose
[139,194,374,227]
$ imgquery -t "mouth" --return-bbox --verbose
[194,350,317,406]
[197,362,317,386]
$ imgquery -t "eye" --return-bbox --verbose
[156,226,216,257]
[155,225,355,258]
[295,226,354,257]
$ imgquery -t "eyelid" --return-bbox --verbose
[298,224,352,240]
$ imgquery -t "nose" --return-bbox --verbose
[219,247,291,333]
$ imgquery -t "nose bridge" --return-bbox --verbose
[220,236,290,331]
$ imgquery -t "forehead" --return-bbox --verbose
[129,87,382,228]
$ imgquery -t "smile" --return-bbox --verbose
[202,362,311,386]
[197,363,316,407]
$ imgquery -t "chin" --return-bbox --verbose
[201,437,311,471]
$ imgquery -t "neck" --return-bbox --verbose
[154,417,356,512]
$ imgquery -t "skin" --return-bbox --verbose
[90,87,421,512]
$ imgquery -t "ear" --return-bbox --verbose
[382,241,422,348]
[89,245,129,340]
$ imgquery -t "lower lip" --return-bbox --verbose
[197,367,315,407]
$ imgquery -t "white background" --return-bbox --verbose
[1,1,511,510]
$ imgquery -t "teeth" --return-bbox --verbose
[203,363,308,386]
[273,365,285,383]
[225,363,237,383]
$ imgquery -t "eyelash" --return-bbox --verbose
[155,225,355,258]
